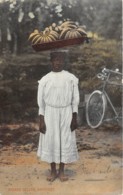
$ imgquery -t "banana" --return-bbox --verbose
[72,30,82,38]
[77,27,87,36]
[46,36,52,43]
[63,24,77,29]
[60,20,75,28]
[31,34,41,44]
[54,26,62,33]
[48,26,53,31]
[43,30,46,36]
[45,36,52,42]
[75,31,82,38]
[64,30,70,39]
[46,36,53,43]
[61,26,87,39]
[33,29,39,33]
[51,23,57,30]
[39,36,45,43]
[50,30,59,39]
[28,32,39,41]
[39,34,56,43]
[52,23,57,27]
[43,37,47,43]
[44,27,50,33]
[64,29,82,39]
[59,27,72,39]
[33,36,43,45]
[67,31,75,39]
[43,29,58,41]
[64,30,74,39]
[69,31,76,39]
[48,34,57,41]
[73,31,78,38]
[43,36,48,43]
[54,26,58,31]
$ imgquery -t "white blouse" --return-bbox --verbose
[37,70,79,115]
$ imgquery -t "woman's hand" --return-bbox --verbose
[39,115,46,134]
[70,113,78,132]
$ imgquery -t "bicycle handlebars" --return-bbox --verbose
[102,68,122,75]
[97,68,122,80]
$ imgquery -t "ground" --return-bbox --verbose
[0,123,122,195]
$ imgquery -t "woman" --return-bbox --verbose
[37,50,80,182]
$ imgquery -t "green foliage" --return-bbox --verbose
[71,39,122,92]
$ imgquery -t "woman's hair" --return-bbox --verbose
[50,49,69,60]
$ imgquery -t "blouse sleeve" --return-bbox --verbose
[71,77,80,113]
[37,78,45,116]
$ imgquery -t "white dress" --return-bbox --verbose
[37,70,80,163]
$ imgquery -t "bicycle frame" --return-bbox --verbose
[86,68,122,128]
[103,91,119,120]
[99,68,122,121]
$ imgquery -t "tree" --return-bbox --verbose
[0,1,9,54]
[0,0,122,54]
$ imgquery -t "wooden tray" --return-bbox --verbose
[32,37,88,52]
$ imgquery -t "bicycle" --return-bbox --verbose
[86,68,122,128]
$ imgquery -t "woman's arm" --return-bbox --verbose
[37,81,46,134]
[39,115,46,134]
[71,78,80,114]
[71,112,78,132]
[71,77,80,131]
[37,81,45,116]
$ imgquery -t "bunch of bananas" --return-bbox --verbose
[58,21,87,39]
[28,20,87,45]
[28,28,59,45]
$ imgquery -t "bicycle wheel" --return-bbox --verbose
[86,90,107,128]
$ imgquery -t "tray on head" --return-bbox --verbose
[32,37,88,52]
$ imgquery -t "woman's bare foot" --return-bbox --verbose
[58,172,68,182]
[47,171,57,182]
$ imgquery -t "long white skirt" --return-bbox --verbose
[37,105,79,164]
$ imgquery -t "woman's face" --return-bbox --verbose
[51,56,64,72]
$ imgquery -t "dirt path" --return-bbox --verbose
[0,123,122,195]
